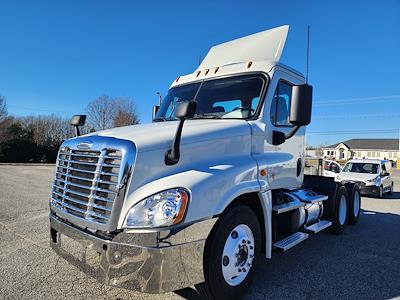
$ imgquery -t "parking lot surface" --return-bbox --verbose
[1,165,400,299]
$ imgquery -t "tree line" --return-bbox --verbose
[0,95,139,163]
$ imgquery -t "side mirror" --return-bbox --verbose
[278,84,313,142]
[165,101,197,165]
[70,115,86,137]
[290,84,313,126]
[175,101,197,119]
[152,105,160,121]
[272,130,286,146]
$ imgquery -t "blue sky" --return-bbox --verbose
[1,0,399,146]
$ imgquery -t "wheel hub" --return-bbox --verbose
[221,224,255,286]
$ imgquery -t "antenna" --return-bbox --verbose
[306,25,310,84]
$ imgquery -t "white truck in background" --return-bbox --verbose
[49,26,362,299]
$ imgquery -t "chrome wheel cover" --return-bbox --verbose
[221,224,255,286]
[339,195,347,225]
[353,191,360,217]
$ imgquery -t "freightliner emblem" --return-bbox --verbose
[77,142,93,150]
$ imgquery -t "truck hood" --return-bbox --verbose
[338,172,378,183]
[93,119,250,152]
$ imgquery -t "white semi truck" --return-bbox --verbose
[49,25,362,299]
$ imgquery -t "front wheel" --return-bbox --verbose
[388,183,394,195]
[377,185,383,198]
[197,205,261,300]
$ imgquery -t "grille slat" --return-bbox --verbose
[52,193,112,212]
[51,146,123,225]
[59,158,120,168]
[54,178,117,194]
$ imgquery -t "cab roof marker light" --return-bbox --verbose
[196,71,201,77]
[214,67,219,74]
[175,76,180,82]
[247,61,253,69]
[205,69,210,76]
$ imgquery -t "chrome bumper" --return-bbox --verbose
[50,215,216,293]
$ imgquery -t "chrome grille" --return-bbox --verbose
[50,136,136,231]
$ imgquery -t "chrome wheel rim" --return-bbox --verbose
[222,224,255,286]
[339,195,347,225]
[353,191,360,217]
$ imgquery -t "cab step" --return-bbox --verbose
[273,232,309,252]
[304,220,332,233]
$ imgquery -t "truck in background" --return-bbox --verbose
[49,26,362,299]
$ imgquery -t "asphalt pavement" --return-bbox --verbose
[1,165,399,299]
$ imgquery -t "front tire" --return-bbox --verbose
[377,185,383,198]
[197,205,261,300]
[388,183,394,195]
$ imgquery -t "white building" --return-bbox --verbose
[322,138,399,162]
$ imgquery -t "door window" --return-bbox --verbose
[270,81,293,126]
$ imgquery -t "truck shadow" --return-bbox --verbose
[246,209,400,299]
[363,191,400,200]
[174,209,400,300]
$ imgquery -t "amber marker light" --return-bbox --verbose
[173,189,189,225]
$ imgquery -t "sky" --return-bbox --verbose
[1,0,399,146]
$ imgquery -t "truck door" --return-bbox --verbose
[260,69,305,189]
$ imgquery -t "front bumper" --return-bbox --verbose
[358,183,378,196]
[50,214,216,293]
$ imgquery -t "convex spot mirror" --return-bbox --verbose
[152,105,160,121]
[70,115,86,137]
[175,101,197,119]
[71,115,86,127]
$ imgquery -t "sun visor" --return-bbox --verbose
[197,25,289,70]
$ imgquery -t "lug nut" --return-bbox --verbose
[242,268,247,272]
[249,246,253,250]
[247,263,251,267]
[238,268,242,272]
[242,240,246,244]
[250,254,254,258]
[222,256,229,266]
[247,240,251,244]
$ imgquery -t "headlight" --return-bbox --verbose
[123,188,189,228]
[367,176,380,183]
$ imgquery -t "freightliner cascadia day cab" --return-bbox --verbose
[49,26,362,299]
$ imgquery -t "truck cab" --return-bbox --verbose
[49,25,362,299]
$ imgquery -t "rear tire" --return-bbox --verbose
[347,184,361,225]
[197,205,261,300]
[331,186,349,234]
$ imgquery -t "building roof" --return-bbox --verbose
[323,139,399,151]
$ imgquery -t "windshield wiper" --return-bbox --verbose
[193,113,222,119]
[153,117,167,122]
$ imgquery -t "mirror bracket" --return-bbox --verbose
[285,125,301,139]
[165,101,197,165]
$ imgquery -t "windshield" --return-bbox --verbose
[155,75,265,121]
[342,162,379,174]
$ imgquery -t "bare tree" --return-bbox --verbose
[0,96,7,122]
[113,97,140,128]
[86,95,115,131]
[19,114,73,146]
[86,95,139,131]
